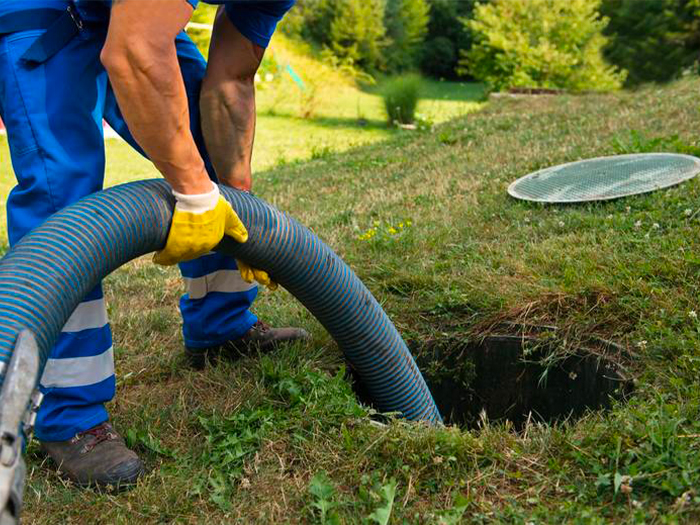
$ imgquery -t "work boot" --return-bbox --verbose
[40,421,144,488]
[185,320,310,369]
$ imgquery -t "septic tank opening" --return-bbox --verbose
[352,333,632,428]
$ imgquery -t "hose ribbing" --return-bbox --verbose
[0,180,441,423]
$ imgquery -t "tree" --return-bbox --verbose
[328,0,387,72]
[600,0,700,86]
[421,0,477,79]
[283,0,388,73]
[384,0,431,72]
[461,0,626,92]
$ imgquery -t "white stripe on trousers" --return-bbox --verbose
[40,347,115,389]
[62,298,108,332]
[184,269,256,300]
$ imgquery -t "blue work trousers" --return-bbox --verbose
[0,26,257,441]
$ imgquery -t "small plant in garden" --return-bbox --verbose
[368,478,398,525]
[308,471,341,524]
[380,74,423,126]
[299,79,321,119]
[358,220,412,241]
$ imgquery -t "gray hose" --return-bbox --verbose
[0,180,441,422]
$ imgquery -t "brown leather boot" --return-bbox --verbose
[40,421,144,487]
[185,320,310,369]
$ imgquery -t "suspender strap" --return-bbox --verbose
[0,9,63,35]
[21,6,84,65]
[0,6,86,66]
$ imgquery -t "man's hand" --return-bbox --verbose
[155,183,277,290]
[237,260,277,290]
[154,183,247,266]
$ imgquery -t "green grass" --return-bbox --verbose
[5,77,700,522]
[0,72,482,245]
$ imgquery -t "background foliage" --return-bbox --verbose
[189,0,700,91]
[420,0,476,80]
[599,0,700,86]
[281,0,431,75]
[278,0,699,90]
[460,0,626,92]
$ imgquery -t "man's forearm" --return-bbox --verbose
[101,0,212,195]
[199,6,264,192]
[200,77,256,191]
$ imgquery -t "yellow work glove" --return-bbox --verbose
[237,259,277,290]
[154,183,248,266]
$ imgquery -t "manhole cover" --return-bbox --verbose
[508,153,700,203]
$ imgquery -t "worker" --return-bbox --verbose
[0,0,307,487]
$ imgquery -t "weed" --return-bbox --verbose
[196,408,275,510]
[435,493,469,525]
[308,471,340,524]
[438,130,458,145]
[367,479,397,525]
[311,144,333,160]
[125,428,175,458]
[300,80,322,119]
[357,220,412,242]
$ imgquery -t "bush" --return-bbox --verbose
[461,0,626,92]
[600,0,700,86]
[279,0,335,44]
[380,74,423,125]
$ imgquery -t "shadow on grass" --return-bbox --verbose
[259,111,390,131]
[420,81,486,103]
[363,79,486,103]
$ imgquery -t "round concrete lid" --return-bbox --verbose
[508,153,700,203]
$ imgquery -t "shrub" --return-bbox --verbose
[279,0,335,44]
[282,0,431,74]
[461,0,626,92]
[380,74,423,125]
[600,0,700,86]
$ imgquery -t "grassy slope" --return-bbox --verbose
[0,51,697,520]
[12,77,700,523]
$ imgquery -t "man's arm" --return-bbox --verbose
[199,6,265,192]
[100,0,212,195]
[100,0,252,269]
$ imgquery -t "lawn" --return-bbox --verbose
[3,76,700,523]
[0,72,483,246]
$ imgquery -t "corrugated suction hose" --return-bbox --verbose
[0,180,441,423]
